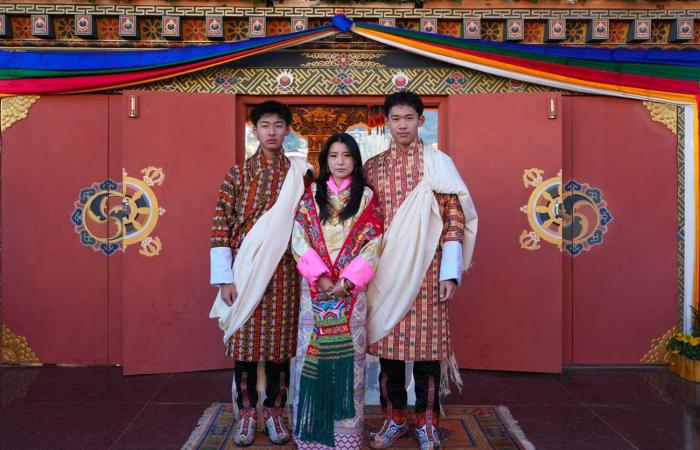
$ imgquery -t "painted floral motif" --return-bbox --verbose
[268,19,291,36]
[141,18,161,40]
[55,17,74,39]
[12,17,33,39]
[225,19,248,41]
[524,21,544,43]
[651,22,670,44]
[565,21,586,44]
[215,70,237,90]
[183,18,206,41]
[445,72,467,90]
[337,53,352,67]
[437,21,460,37]
[609,21,628,44]
[97,18,120,40]
[482,22,503,41]
[330,72,354,90]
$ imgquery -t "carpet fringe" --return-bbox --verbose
[497,405,536,450]
[181,403,221,450]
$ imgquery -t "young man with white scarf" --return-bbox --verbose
[364,92,478,450]
[209,101,310,447]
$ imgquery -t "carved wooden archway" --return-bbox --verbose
[290,105,368,171]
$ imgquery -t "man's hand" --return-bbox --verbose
[317,276,334,295]
[220,283,238,306]
[439,280,458,303]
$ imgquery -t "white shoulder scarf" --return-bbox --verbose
[366,147,478,345]
[209,156,308,345]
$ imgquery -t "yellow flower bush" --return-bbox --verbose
[668,307,700,360]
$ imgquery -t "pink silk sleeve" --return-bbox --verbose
[340,255,374,295]
[297,248,331,286]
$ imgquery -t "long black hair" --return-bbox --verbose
[315,133,367,224]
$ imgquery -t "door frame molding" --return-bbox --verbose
[235,95,449,162]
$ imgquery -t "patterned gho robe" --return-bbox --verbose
[291,179,383,450]
[364,139,466,362]
[210,149,300,361]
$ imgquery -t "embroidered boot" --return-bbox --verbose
[263,406,290,445]
[369,409,407,449]
[233,407,257,447]
[414,413,442,450]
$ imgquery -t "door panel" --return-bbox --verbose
[446,93,563,373]
[569,97,677,364]
[121,91,236,374]
[2,95,109,364]
[108,95,124,365]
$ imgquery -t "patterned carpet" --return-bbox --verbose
[183,404,534,449]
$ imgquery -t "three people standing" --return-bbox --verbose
[210,91,477,450]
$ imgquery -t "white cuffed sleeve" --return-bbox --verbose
[210,247,234,285]
[439,241,463,286]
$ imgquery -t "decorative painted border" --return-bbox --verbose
[639,101,684,326]
[0,5,699,20]
[132,66,565,95]
[677,105,686,325]
[2,14,698,47]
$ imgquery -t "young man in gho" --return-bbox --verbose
[209,100,310,447]
[364,91,478,450]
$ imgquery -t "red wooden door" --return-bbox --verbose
[1,95,110,364]
[446,93,563,373]
[108,96,125,365]
[121,91,236,374]
[568,97,678,364]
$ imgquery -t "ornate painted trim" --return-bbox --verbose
[0,5,698,20]
[133,66,562,95]
[643,100,678,135]
[641,326,678,364]
[1,95,39,133]
[1,325,40,364]
[300,52,384,68]
[2,14,697,47]
[676,105,685,326]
